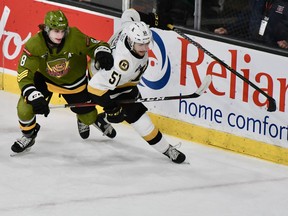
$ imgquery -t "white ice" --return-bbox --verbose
[1,91,288,216]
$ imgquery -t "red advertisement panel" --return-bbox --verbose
[0,0,114,72]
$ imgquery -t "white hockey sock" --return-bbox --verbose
[131,113,169,153]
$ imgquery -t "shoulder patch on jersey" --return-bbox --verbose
[119,60,129,71]
[17,70,29,82]
[23,48,32,57]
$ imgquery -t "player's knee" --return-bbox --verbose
[77,109,98,125]
[124,103,147,123]
[17,96,35,121]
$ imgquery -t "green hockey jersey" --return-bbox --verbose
[17,27,109,94]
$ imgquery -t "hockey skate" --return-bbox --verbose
[164,145,186,164]
[93,113,116,138]
[11,123,41,154]
[77,119,90,139]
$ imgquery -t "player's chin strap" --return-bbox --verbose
[167,24,276,112]
[50,75,212,109]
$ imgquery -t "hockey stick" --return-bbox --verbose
[50,75,212,109]
[167,24,277,112]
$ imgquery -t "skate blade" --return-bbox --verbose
[10,147,32,157]
[182,161,190,165]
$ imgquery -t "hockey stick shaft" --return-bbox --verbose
[50,75,212,109]
[168,25,276,112]
[120,74,211,103]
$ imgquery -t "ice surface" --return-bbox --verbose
[1,91,288,216]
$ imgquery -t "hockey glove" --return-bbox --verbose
[148,12,173,30]
[104,105,125,123]
[26,89,50,117]
[94,45,114,70]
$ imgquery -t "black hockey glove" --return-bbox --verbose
[148,12,173,30]
[94,45,114,70]
[104,105,125,123]
[25,89,50,117]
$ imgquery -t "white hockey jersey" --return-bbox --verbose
[88,10,150,97]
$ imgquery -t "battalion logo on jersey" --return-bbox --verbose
[46,58,70,78]
[119,60,129,71]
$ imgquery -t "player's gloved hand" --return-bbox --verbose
[26,90,50,117]
[148,12,173,30]
[104,105,125,123]
[94,45,114,70]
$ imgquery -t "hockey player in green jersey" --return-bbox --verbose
[11,10,116,154]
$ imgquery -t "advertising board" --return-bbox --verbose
[1,0,287,164]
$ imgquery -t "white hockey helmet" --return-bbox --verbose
[127,21,152,50]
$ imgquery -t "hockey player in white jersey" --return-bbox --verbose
[88,9,186,163]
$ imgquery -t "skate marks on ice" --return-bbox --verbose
[1,91,288,216]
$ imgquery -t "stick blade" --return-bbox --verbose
[267,98,277,112]
[194,75,212,97]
